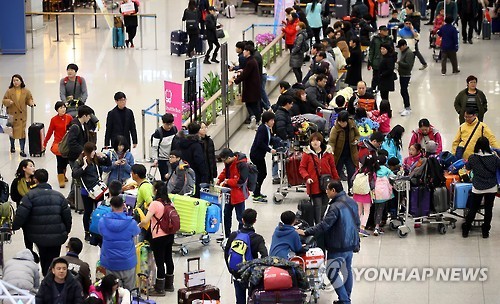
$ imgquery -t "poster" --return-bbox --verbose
[273,0,295,35]
[164,81,183,130]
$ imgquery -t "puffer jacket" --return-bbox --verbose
[409,126,443,155]
[3,249,40,291]
[35,271,84,304]
[274,107,294,141]
[305,191,361,253]
[217,152,250,204]
[178,134,209,184]
[299,145,340,195]
[201,135,218,181]
[290,29,308,68]
[12,183,72,247]
[328,118,360,167]
[167,160,195,195]
[101,150,134,185]
[98,212,141,271]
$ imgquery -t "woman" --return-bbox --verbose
[345,37,363,87]
[43,101,73,188]
[120,0,139,48]
[333,29,350,59]
[198,122,217,183]
[88,274,131,303]
[139,182,175,296]
[290,22,308,83]
[408,118,443,155]
[299,132,340,225]
[306,0,323,43]
[102,135,134,185]
[453,75,488,125]
[282,7,300,51]
[204,6,221,64]
[328,111,360,196]
[182,0,201,58]
[378,43,397,101]
[381,124,405,163]
[2,74,35,157]
[72,142,111,242]
[462,137,500,238]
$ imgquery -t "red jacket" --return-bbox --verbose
[409,126,443,155]
[282,19,299,46]
[299,146,340,195]
[217,152,249,205]
[44,113,73,155]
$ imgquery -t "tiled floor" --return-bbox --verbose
[0,1,499,303]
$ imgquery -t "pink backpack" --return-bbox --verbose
[374,176,392,201]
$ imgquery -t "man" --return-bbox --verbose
[435,0,458,21]
[151,113,179,181]
[230,45,262,130]
[347,80,376,115]
[104,91,138,148]
[131,164,154,212]
[396,39,416,116]
[352,0,369,18]
[13,169,72,276]
[297,181,360,304]
[358,131,385,163]
[271,93,295,184]
[61,237,91,297]
[304,43,337,85]
[99,196,141,290]
[246,41,270,111]
[451,108,499,160]
[437,16,460,76]
[305,74,329,113]
[404,4,428,70]
[229,41,247,71]
[457,0,480,43]
[368,26,393,90]
[224,208,268,304]
[59,63,88,105]
[35,258,84,304]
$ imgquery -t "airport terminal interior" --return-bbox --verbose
[0,0,499,303]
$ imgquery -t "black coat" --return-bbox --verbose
[305,85,327,113]
[345,46,363,87]
[274,107,294,140]
[234,56,262,104]
[104,106,138,146]
[12,183,72,247]
[123,2,139,27]
[66,118,88,162]
[201,135,218,181]
[378,53,396,92]
[205,13,218,42]
[35,271,84,304]
[178,134,209,184]
[250,124,272,160]
[72,156,112,190]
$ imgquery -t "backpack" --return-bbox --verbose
[153,201,181,235]
[58,125,76,158]
[63,76,82,86]
[329,112,339,130]
[374,176,392,201]
[438,151,457,170]
[0,201,13,227]
[0,177,9,203]
[425,157,446,188]
[227,230,254,273]
[89,203,111,235]
[352,173,371,195]
[183,167,196,195]
[448,159,467,174]
[185,9,198,32]
[246,163,259,192]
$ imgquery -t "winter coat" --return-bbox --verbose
[345,46,363,86]
[370,110,391,134]
[269,223,304,259]
[274,107,294,140]
[347,91,376,115]
[352,1,369,18]
[290,29,308,68]
[102,150,134,185]
[150,126,179,161]
[409,126,443,154]
[44,113,73,155]
[397,47,416,76]
[2,87,34,139]
[99,212,141,271]
[167,160,195,195]
[61,252,91,297]
[182,8,200,34]
[437,23,459,51]
[217,152,250,204]
[457,0,481,17]
[381,137,403,163]
[250,124,272,160]
[72,155,112,194]
[465,153,500,191]
[299,145,340,195]
[3,249,39,291]
[178,134,209,184]
[304,191,360,253]
[282,18,299,46]
[451,118,499,160]
[306,2,323,28]
[66,118,89,161]
[12,183,72,247]
[436,0,458,20]
[104,106,138,146]
[224,226,268,274]
[305,84,327,113]
[368,34,393,69]
[329,118,361,166]
[201,135,217,181]
[378,53,396,92]
[122,2,139,27]
[35,271,84,304]
[234,56,262,104]
[403,153,423,172]
[454,88,488,124]
[205,13,218,42]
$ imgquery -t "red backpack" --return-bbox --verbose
[153,200,180,235]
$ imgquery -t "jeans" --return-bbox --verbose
[461,15,475,41]
[150,234,175,278]
[413,42,427,66]
[234,279,247,304]
[463,192,496,234]
[441,51,459,74]
[224,202,245,238]
[399,76,411,109]
[419,0,427,17]
[250,155,267,197]
[245,102,262,123]
[9,137,26,152]
[326,251,354,304]
[260,74,270,110]
[67,160,76,201]
[82,195,97,232]
[336,153,357,191]
[37,245,62,276]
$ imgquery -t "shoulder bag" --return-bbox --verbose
[81,164,108,201]
[313,155,332,192]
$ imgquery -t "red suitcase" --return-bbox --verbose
[177,284,220,304]
[251,288,305,304]
[285,151,304,186]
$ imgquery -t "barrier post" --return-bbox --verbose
[54,14,61,42]
[156,98,160,127]
[220,43,230,148]
[154,15,158,50]
[141,109,147,161]
[30,14,34,49]
[72,15,76,49]
[139,15,144,49]
[93,3,98,28]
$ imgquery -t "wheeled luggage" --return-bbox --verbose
[410,186,431,217]
[135,241,156,288]
[444,173,460,191]
[377,1,390,17]
[205,203,221,233]
[178,284,220,303]
[251,288,305,304]
[286,151,304,186]
[492,18,500,33]
[132,273,157,304]
[482,19,492,39]
[334,0,349,19]
[225,4,236,18]
[195,36,206,54]
[297,199,314,227]
[28,107,45,157]
[171,30,188,56]
[169,194,209,234]
[453,183,472,209]
[112,27,126,48]
[432,186,449,213]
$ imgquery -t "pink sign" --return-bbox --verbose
[164,81,183,130]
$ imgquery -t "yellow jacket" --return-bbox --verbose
[452,119,499,160]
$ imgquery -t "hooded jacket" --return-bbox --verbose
[3,249,40,291]
[98,212,141,271]
[218,152,250,204]
[269,223,304,259]
[35,271,84,304]
[368,34,393,69]
[409,126,443,155]
[299,145,340,195]
[178,134,209,184]
[167,160,196,195]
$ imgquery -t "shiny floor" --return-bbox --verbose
[0,1,499,303]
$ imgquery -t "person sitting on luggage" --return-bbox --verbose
[403,143,424,173]
[166,149,195,195]
[224,208,268,304]
[2,249,40,292]
[61,237,92,298]
[270,211,305,259]
[88,274,130,303]
[217,148,250,238]
[347,81,376,115]
[35,258,84,304]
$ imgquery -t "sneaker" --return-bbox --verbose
[463,40,467,44]
[248,116,257,130]
[419,64,428,70]
[468,40,473,44]
[211,58,220,63]
[441,73,446,76]
[272,177,281,184]
[359,229,370,237]
[260,194,268,199]
[373,228,380,236]
[347,190,353,197]
[203,59,211,64]
[253,195,268,203]
[398,109,406,114]
[10,148,15,153]
[400,109,411,116]
[20,151,27,157]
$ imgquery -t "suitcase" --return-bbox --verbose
[377,1,390,17]
[195,36,206,54]
[482,19,492,39]
[225,4,236,18]
[112,27,126,48]
[453,183,472,209]
[28,107,45,157]
[410,186,431,217]
[205,203,221,233]
[132,273,157,304]
[135,241,156,288]
[169,194,209,234]
[72,184,84,213]
[297,199,314,227]
[178,284,220,304]
[334,0,349,19]
[251,288,305,304]
[492,18,500,33]
[318,109,333,131]
[444,173,459,191]
[432,186,449,213]
[171,30,188,56]
[285,151,305,186]
[123,191,137,215]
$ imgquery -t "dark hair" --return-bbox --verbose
[411,142,422,152]
[315,74,327,83]
[354,107,367,120]
[474,137,492,154]
[337,110,350,123]
[170,149,182,159]
[466,75,478,83]
[84,298,104,304]
[418,118,430,128]
[279,81,290,90]
[406,3,414,10]
[108,180,123,197]
[188,0,196,10]
[377,154,387,165]
[404,18,412,23]
[295,89,306,102]
[236,41,246,50]
[387,157,400,167]
[99,274,120,302]
[188,122,201,135]
[244,44,255,55]
[112,135,130,153]
[246,40,255,48]
[162,113,175,124]
[280,210,296,225]
[350,37,360,48]
[311,0,318,10]
[261,111,275,124]
[131,164,147,179]
[79,142,98,165]
[285,7,294,14]
[378,149,389,157]
[51,257,69,269]
[113,91,126,101]
[110,196,124,209]
[445,15,454,24]
[277,95,294,107]
[154,181,172,203]
[316,66,328,75]
[360,154,380,172]
[380,43,394,54]
[67,237,83,254]
[77,105,93,118]
[326,180,344,193]
[370,131,385,143]
[9,74,26,89]
[335,95,346,108]
[309,131,324,143]
[242,208,257,226]
[392,9,399,14]
[325,27,335,36]
[54,101,66,111]
[464,107,477,115]
[387,125,405,150]
[219,148,235,159]
[34,169,49,183]
[67,63,79,72]
[15,159,35,178]
[379,100,392,118]
[317,51,327,59]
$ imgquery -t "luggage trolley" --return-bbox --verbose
[200,184,230,250]
[389,176,412,238]
[273,148,306,204]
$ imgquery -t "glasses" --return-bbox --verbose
[468,81,477,84]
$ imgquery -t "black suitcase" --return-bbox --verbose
[171,30,188,56]
[28,107,45,157]
[297,199,315,227]
[195,35,206,54]
[482,19,492,40]
[334,0,349,19]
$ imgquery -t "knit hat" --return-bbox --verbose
[425,140,438,154]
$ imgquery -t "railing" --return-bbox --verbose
[25,11,158,50]
[242,23,278,41]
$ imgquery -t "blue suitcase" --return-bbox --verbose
[453,183,472,209]
[170,30,188,56]
[205,203,221,233]
[113,27,125,48]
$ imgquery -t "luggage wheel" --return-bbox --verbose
[397,225,410,238]
[200,234,210,245]
[438,223,447,235]
[273,192,285,204]
[389,219,402,231]
[179,246,189,256]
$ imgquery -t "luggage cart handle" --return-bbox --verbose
[187,257,201,272]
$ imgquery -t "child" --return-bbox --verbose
[3,249,39,291]
[352,155,378,237]
[389,10,400,24]
[369,99,392,134]
[373,155,395,236]
[270,211,305,258]
[166,149,196,195]
[388,10,401,42]
[403,143,423,173]
[354,107,380,142]
[381,124,405,163]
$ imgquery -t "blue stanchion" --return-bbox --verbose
[144,111,162,117]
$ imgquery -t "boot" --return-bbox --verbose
[203,55,211,64]
[211,54,220,63]
[165,274,174,292]
[149,278,166,296]
[58,174,66,188]
[482,223,490,238]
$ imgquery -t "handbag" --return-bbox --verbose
[81,164,108,200]
[216,28,225,39]
[313,157,332,192]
